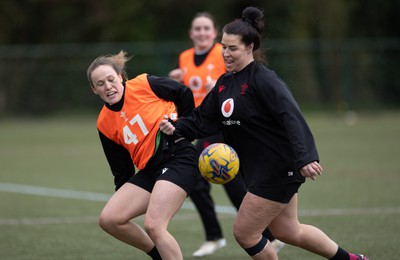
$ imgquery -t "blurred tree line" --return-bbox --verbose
[0,0,399,115]
[1,0,399,43]
[0,0,400,44]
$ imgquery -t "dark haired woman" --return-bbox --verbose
[169,11,284,257]
[160,6,368,260]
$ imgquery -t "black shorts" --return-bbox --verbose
[128,139,201,195]
[248,182,302,204]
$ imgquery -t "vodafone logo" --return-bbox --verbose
[189,76,202,91]
[221,98,234,117]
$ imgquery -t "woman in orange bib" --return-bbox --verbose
[87,50,201,260]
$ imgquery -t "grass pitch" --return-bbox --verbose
[0,111,399,259]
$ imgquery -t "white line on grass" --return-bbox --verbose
[1,182,399,224]
[0,182,234,213]
[0,216,99,225]
[0,182,111,202]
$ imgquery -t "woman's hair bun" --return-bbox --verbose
[242,7,264,34]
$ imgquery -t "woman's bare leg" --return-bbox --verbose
[269,194,338,258]
[99,183,155,252]
[144,180,188,260]
[234,192,283,259]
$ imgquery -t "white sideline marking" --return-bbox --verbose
[0,213,211,226]
[1,182,399,226]
[0,182,227,212]
[0,216,98,225]
[0,182,111,202]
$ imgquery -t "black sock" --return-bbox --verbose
[147,246,162,260]
[329,247,350,260]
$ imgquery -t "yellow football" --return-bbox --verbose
[198,143,239,184]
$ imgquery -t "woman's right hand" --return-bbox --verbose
[300,161,323,181]
[159,116,176,135]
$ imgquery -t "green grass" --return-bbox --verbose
[0,111,399,259]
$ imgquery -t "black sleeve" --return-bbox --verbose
[147,75,194,117]
[256,69,319,170]
[174,78,222,140]
[98,130,136,191]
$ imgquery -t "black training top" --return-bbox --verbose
[174,61,319,187]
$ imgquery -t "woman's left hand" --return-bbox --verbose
[300,161,323,181]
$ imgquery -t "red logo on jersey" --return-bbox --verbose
[189,76,202,91]
[221,98,234,117]
[219,85,225,92]
[240,83,248,95]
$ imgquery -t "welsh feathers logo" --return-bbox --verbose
[240,83,248,95]
[221,98,234,117]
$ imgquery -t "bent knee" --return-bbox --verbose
[143,219,159,239]
[144,217,168,242]
[98,211,124,232]
[98,212,113,232]
[233,222,252,246]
